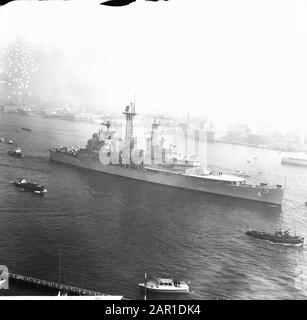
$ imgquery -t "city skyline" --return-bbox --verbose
[1,1,307,130]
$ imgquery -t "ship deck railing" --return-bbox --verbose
[144,166,282,189]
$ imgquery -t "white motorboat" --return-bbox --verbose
[139,277,190,293]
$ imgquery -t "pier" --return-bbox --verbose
[8,272,125,299]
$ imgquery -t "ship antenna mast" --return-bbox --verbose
[179,122,189,156]
[151,119,160,163]
[123,101,137,162]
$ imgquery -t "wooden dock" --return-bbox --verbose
[8,272,124,298]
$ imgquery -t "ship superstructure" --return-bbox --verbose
[49,103,284,206]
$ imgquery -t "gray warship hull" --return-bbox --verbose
[49,150,284,206]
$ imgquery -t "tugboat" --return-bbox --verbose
[246,229,304,246]
[11,178,47,194]
[138,277,190,293]
[7,148,24,158]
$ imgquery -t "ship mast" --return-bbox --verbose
[123,102,137,163]
[179,122,189,156]
[150,119,160,163]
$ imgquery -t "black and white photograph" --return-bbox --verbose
[0,0,306,309]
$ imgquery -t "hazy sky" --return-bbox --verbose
[1,0,307,129]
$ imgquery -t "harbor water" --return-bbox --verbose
[0,113,307,299]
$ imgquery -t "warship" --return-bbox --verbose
[49,103,284,206]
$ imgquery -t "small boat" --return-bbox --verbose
[21,127,32,132]
[246,229,304,246]
[7,148,24,158]
[11,178,47,194]
[233,170,250,178]
[6,139,14,144]
[0,137,5,142]
[139,277,190,293]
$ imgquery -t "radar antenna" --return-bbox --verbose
[101,120,111,132]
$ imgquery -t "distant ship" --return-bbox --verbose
[246,229,304,246]
[232,170,250,178]
[21,127,32,132]
[49,103,284,206]
[44,112,75,121]
[281,157,307,166]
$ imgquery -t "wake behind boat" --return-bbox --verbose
[246,229,304,246]
[139,277,190,293]
[11,178,47,195]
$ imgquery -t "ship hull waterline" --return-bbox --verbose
[49,150,284,206]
